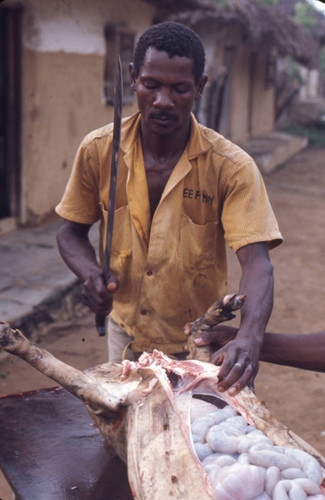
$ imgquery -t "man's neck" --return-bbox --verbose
[139,116,192,217]
[140,118,191,162]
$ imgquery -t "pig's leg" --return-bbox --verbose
[188,294,245,361]
[0,322,124,412]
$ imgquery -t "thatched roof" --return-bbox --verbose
[145,0,318,68]
[276,0,325,45]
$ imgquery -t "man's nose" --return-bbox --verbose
[153,88,174,108]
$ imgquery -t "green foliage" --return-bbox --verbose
[214,0,279,6]
[257,0,278,6]
[286,56,306,85]
[294,1,316,31]
[319,46,325,75]
[287,124,325,146]
[214,0,230,8]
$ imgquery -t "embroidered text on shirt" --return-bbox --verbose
[183,188,214,206]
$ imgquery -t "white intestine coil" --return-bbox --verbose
[294,478,321,495]
[206,426,239,454]
[190,404,324,500]
[288,480,307,500]
[218,415,248,436]
[281,468,307,480]
[283,448,323,484]
[253,493,272,500]
[248,449,300,470]
[193,442,213,461]
[212,463,265,500]
[265,465,281,496]
[191,418,211,443]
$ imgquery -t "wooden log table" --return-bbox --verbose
[0,387,133,499]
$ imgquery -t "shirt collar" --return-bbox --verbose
[120,111,214,159]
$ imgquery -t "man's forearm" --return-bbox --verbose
[209,243,274,394]
[57,220,116,315]
[237,273,273,348]
[236,243,274,350]
[204,325,325,372]
[56,221,102,282]
[261,332,325,372]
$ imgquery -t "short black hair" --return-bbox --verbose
[133,21,205,84]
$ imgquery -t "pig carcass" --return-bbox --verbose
[0,319,324,500]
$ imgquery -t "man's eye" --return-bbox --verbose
[144,82,157,89]
[174,87,187,94]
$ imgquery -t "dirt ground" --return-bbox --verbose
[0,144,325,499]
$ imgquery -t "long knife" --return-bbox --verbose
[96,57,123,336]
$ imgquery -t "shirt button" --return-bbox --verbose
[141,309,147,315]
[146,270,153,276]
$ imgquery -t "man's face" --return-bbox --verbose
[130,47,207,137]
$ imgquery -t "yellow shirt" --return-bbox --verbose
[56,112,282,353]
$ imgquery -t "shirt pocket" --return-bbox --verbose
[177,213,219,271]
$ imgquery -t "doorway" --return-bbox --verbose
[0,6,22,222]
[248,51,257,136]
[215,46,235,138]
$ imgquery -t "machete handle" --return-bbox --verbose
[96,313,106,336]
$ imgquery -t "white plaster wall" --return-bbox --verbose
[8,0,152,55]
[299,67,320,99]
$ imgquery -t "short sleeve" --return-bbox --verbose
[56,137,101,224]
[220,158,283,252]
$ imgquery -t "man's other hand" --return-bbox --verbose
[83,273,118,315]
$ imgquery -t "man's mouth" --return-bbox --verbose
[150,113,177,122]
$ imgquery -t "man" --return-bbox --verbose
[56,22,282,391]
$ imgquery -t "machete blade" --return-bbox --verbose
[96,57,123,336]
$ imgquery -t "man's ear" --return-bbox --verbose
[195,74,208,100]
[129,63,137,91]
